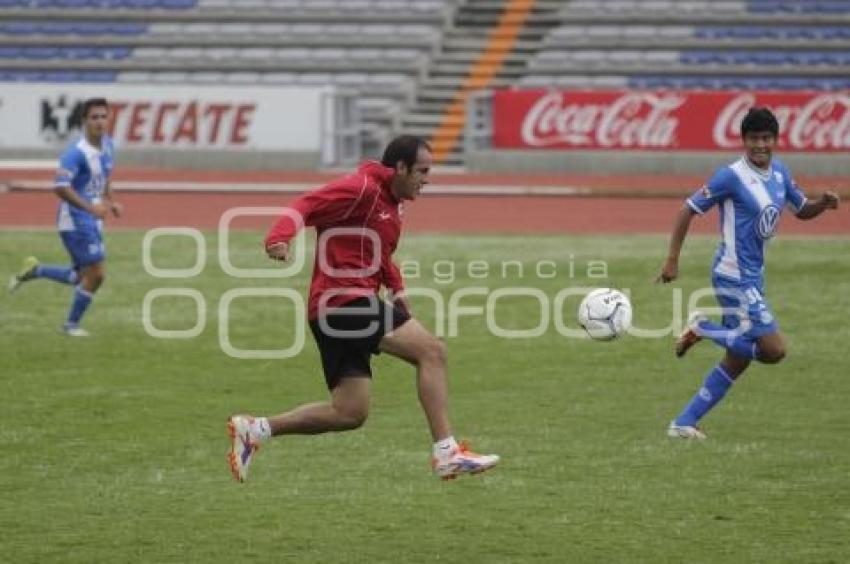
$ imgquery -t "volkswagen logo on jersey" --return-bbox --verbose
[756,204,781,240]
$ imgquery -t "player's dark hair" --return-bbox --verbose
[740,107,779,138]
[82,97,109,118]
[381,135,432,171]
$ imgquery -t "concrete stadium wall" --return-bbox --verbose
[466,150,850,177]
[0,148,322,170]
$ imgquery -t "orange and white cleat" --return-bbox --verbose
[432,441,499,480]
[227,415,260,483]
[675,311,707,358]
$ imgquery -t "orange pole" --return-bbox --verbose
[430,0,535,163]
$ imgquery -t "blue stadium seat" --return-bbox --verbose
[792,51,840,65]
[747,51,790,65]
[40,21,79,35]
[822,26,850,39]
[24,47,60,59]
[2,22,38,35]
[72,22,111,35]
[123,0,160,8]
[826,77,850,89]
[805,1,850,13]
[0,47,22,58]
[0,0,29,7]
[109,22,148,35]
[693,27,722,39]
[0,70,44,81]
[160,0,197,8]
[732,27,764,39]
[0,69,118,82]
[103,46,132,59]
[697,25,850,40]
[79,70,117,82]
[55,0,95,7]
[748,1,781,13]
[680,51,721,65]
[766,77,815,89]
[62,46,96,59]
[628,74,849,91]
[42,70,81,82]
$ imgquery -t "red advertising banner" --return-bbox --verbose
[492,90,850,151]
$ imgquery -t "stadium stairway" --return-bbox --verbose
[400,0,562,167]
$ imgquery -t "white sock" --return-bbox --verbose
[251,417,272,441]
[433,436,458,459]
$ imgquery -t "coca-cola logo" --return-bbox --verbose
[713,93,850,150]
[520,92,685,148]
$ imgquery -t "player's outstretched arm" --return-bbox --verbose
[656,204,697,283]
[796,191,840,220]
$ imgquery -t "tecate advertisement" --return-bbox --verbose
[493,89,850,152]
[0,83,334,151]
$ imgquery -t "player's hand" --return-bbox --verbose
[89,202,108,219]
[656,258,678,283]
[820,191,840,210]
[266,242,290,261]
[109,201,124,218]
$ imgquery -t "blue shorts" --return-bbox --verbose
[60,227,105,269]
[712,275,778,339]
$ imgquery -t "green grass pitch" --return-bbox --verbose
[1,229,848,563]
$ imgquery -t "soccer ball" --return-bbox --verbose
[578,288,632,341]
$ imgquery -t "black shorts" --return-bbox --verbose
[309,296,411,390]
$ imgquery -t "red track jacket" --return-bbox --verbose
[265,161,406,320]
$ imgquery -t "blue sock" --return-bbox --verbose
[35,265,78,285]
[697,319,758,360]
[674,365,734,427]
[66,285,93,326]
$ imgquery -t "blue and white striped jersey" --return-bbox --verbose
[54,135,115,232]
[687,156,807,281]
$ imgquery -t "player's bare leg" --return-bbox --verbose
[755,332,786,364]
[268,377,371,434]
[227,378,370,482]
[79,262,105,293]
[379,318,498,479]
[379,318,451,441]
[720,351,750,378]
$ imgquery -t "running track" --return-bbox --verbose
[1,168,847,235]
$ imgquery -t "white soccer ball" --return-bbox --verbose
[578,288,633,341]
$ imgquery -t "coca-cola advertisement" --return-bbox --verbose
[493,90,850,152]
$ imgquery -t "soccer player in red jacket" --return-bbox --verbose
[227,135,499,481]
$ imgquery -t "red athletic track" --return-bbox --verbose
[1,168,847,234]
[4,166,850,194]
[2,191,848,235]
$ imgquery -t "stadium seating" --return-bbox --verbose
[0,0,457,151]
[524,0,850,92]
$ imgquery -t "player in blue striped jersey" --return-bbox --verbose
[9,98,123,337]
[657,107,840,439]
